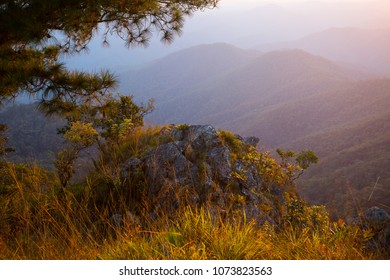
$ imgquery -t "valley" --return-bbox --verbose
[117,42,390,218]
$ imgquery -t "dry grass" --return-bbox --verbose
[0,165,379,260]
[0,128,385,260]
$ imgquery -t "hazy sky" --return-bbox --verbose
[223,0,374,4]
[65,0,388,71]
[221,0,376,8]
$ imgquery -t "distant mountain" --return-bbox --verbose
[119,43,262,100]
[194,49,370,131]
[221,77,390,218]
[119,43,389,218]
[122,44,369,127]
[256,27,390,75]
[0,104,65,168]
[274,79,390,217]
[4,42,388,218]
[63,0,390,72]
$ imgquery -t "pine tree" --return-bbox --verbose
[0,0,218,106]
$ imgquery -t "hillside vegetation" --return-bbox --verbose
[1,0,389,262]
[0,125,385,259]
[121,46,368,124]
[118,44,390,219]
[0,104,65,167]
[1,42,389,259]
[3,44,389,219]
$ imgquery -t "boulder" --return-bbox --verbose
[121,125,284,226]
[243,136,260,147]
[354,207,390,251]
[362,207,389,231]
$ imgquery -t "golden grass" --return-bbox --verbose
[0,128,384,260]
[0,169,379,260]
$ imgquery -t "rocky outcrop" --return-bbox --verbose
[353,207,390,252]
[122,125,283,226]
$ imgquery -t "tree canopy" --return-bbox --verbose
[0,0,218,106]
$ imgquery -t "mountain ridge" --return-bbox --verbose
[117,42,389,217]
[128,44,372,126]
[256,27,390,75]
[119,43,262,100]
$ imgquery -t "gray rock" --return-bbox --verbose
[126,211,141,225]
[355,207,390,251]
[110,214,122,227]
[363,207,389,231]
[243,136,260,148]
[235,135,260,148]
[121,125,284,225]
[234,159,262,191]
[144,142,199,196]
[270,184,285,204]
[110,212,140,228]
[186,125,221,150]
[206,146,231,183]
[123,157,142,171]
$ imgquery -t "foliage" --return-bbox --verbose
[51,94,154,190]
[277,149,318,182]
[0,0,219,52]
[0,0,219,207]
[284,195,329,234]
[0,162,101,259]
[94,95,154,144]
[0,127,385,260]
[64,121,99,148]
[218,130,247,157]
[0,177,378,260]
[0,2,217,192]
[55,122,98,188]
[230,146,317,192]
[0,0,218,105]
[82,126,174,211]
[0,1,384,258]
[54,148,79,189]
[50,93,154,147]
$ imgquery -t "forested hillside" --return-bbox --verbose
[1,0,389,262]
[121,46,368,123]
[118,44,389,218]
[3,42,388,219]
[120,43,262,101]
[0,104,64,167]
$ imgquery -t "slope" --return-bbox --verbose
[119,42,262,102]
[119,44,388,217]
[139,48,369,125]
[257,27,390,75]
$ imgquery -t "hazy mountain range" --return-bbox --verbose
[64,0,390,71]
[120,42,373,134]
[119,41,390,216]
[4,0,390,218]
[257,27,390,75]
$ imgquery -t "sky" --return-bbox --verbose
[222,0,374,4]
[65,0,389,71]
[221,0,373,6]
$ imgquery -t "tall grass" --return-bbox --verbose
[0,162,104,259]
[99,206,377,260]
[0,127,384,260]
[0,161,379,260]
